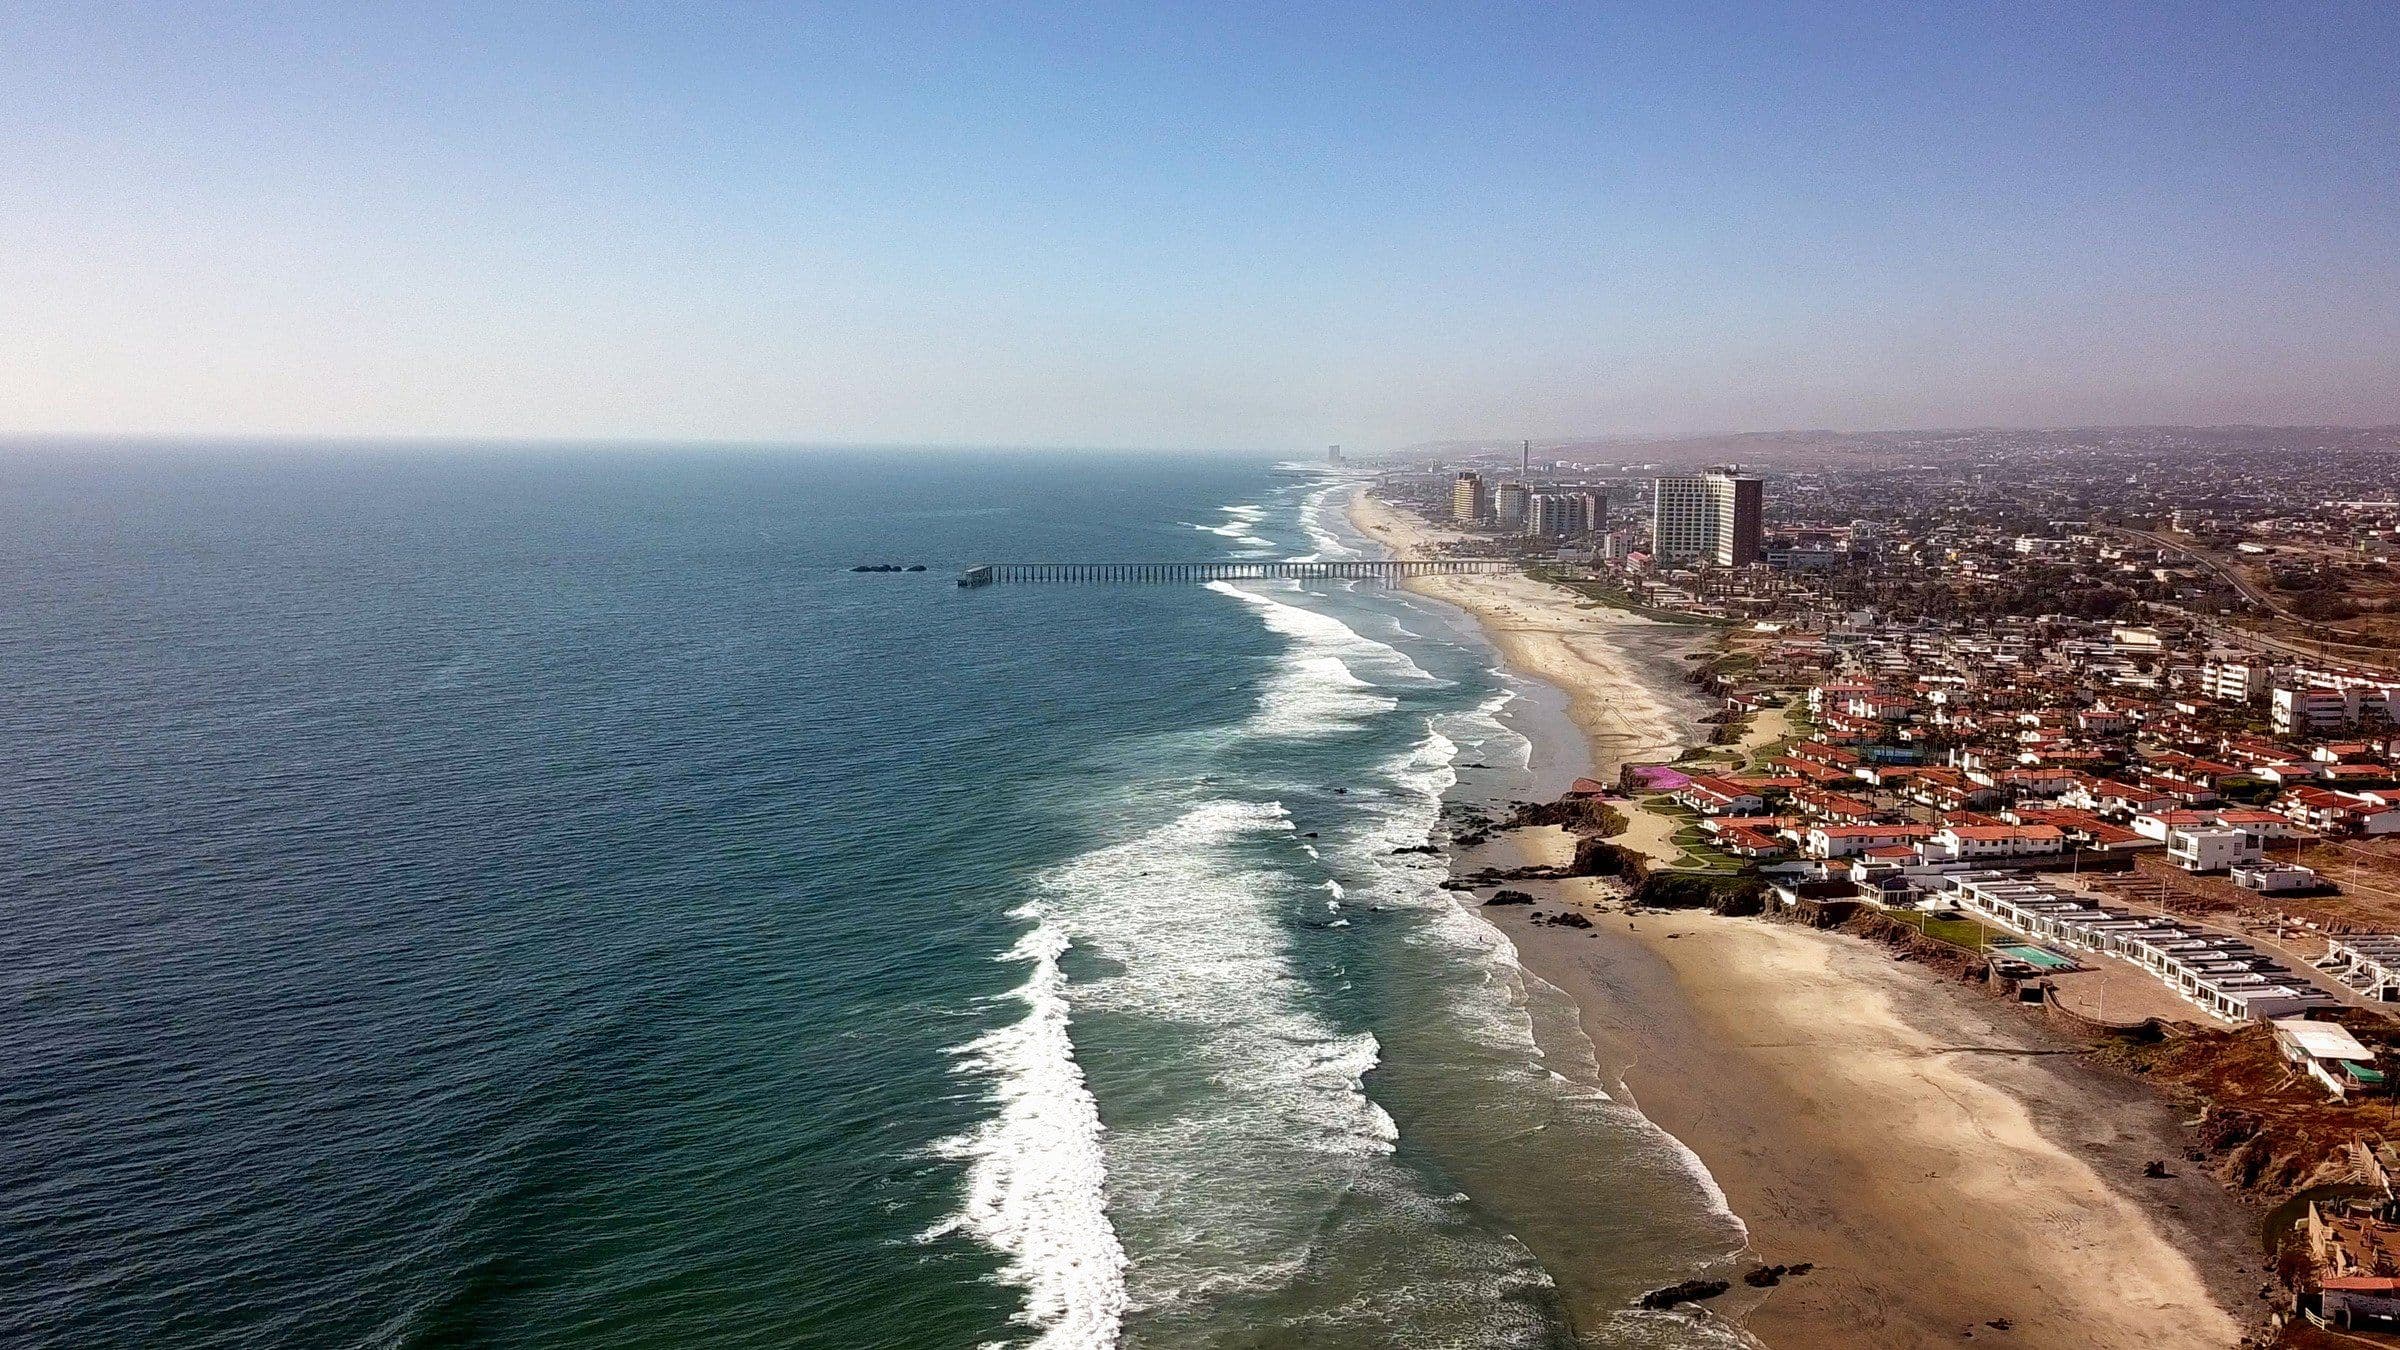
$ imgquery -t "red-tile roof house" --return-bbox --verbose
[1774,756,1860,786]
[2078,707,2132,735]
[2219,735,2294,766]
[1921,823,2067,863]
[2215,807,2307,839]
[1809,681,1878,714]
[2008,806,2155,850]
[1675,776,1766,816]
[2136,772,2220,806]
[2061,777,2176,816]
[2279,787,2400,837]
[1907,767,1998,811]
[1994,766,2078,797]
[2131,808,2220,842]
[1853,762,1919,788]
[2312,742,2377,763]
[1791,787,1883,823]
[1717,825,1792,859]
[1791,741,1862,769]
[1804,823,1934,858]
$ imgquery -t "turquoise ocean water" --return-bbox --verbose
[0,447,1747,1348]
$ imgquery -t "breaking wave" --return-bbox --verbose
[927,913,1127,1349]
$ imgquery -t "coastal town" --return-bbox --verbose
[1356,428,2400,1345]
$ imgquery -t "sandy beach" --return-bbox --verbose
[1349,486,2264,1347]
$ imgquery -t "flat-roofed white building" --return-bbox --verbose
[2167,825,2264,873]
[2272,1018,2381,1099]
[1942,871,2333,1022]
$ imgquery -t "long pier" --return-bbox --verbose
[956,560,1513,586]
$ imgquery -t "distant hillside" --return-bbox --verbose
[1388,425,2400,470]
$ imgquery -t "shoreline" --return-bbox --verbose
[1346,485,2266,1347]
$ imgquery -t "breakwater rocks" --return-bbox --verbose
[847,564,928,572]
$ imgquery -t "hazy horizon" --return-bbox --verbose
[5,2,2397,450]
[8,419,2400,463]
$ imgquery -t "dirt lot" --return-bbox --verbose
[2111,847,2400,941]
[2291,838,2400,931]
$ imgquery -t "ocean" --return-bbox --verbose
[0,447,1749,1348]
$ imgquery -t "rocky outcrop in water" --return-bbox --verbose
[1636,1278,1729,1310]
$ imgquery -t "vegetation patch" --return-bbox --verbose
[1632,870,1766,914]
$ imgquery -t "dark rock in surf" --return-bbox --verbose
[1637,1279,1730,1311]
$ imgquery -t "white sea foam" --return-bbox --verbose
[1190,519,1277,550]
[1204,580,1469,740]
[928,913,1128,1348]
[1203,581,1441,685]
[1210,569,1730,1228]
[1255,654,1397,738]
[1355,696,1755,1237]
[1041,799,1402,1312]
[1298,483,1364,561]
[933,488,1740,1341]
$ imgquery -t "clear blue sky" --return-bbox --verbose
[4,1,2396,449]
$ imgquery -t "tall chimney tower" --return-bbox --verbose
[1521,439,1530,478]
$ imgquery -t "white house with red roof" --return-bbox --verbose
[1920,823,2067,863]
[1674,775,1765,816]
[2279,787,2400,837]
[1804,823,1933,859]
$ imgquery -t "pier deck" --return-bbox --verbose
[957,560,1513,586]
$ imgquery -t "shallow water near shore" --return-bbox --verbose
[0,446,1746,1348]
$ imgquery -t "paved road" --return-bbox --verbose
[2113,526,2288,614]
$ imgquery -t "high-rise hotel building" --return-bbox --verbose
[1493,481,1531,528]
[1526,489,1604,539]
[1651,469,1762,565]
[1451,471,1490,522]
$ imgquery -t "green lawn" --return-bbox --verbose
[1881,908,2007,950]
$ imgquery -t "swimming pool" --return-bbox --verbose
[1994,943,2077,971]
